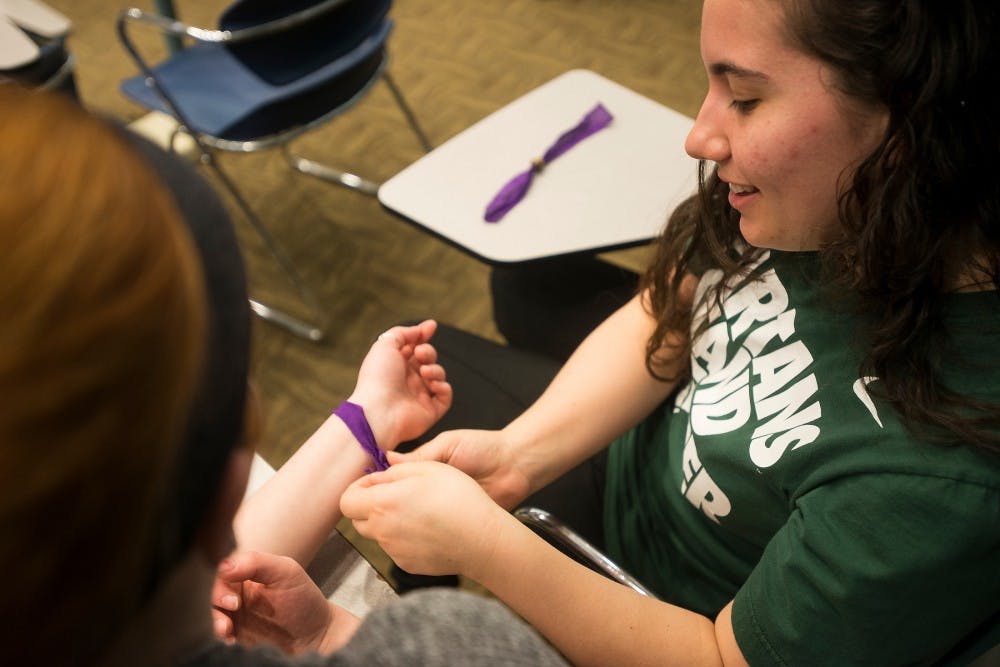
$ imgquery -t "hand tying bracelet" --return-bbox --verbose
[332,401,390,473]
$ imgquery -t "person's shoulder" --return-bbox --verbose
[801,441,1000,511]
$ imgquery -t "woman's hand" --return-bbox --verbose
[340,461,516,581]
[388,429,531,509]
[349,319,452,449]
[212,551,361,655]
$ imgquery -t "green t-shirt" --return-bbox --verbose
[604,250,1000,665]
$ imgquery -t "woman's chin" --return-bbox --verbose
[738,218,819,252]
[738,217,773,250]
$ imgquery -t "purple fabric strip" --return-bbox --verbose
[333,400,390,473]
[484,103,614,223]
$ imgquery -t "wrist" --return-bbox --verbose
[497,424,539,496]
[333,400,389,472]
[465,508,519,584]
[503,414,571,499]
[317,601,361,654]
[346,392,398,448]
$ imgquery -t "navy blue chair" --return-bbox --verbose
[117,0,431,341]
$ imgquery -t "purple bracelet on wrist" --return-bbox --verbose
[333,400,390,473]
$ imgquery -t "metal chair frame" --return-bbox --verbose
[514,506,656,598]
[116,1,431,341]
[37,52,75,92]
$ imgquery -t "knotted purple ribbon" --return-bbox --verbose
[484,103,614,223]
[333,400,390,473]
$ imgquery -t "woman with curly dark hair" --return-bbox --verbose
[340,1,1000,664]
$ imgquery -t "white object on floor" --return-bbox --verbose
[127,111,200,162]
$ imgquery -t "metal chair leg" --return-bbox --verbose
[199,152,328,342]
[248,299,324,341]
[382,70,433,153]
[281,71,429,196]
[283,145,381,196]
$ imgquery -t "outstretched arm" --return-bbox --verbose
[500,288,689,491]
[233,320,452,566]
[395,285,694,506]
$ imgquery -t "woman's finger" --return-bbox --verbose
[420,363,446,382]
[211,576,241,610]
[379,319,437,349]
[431,380,453,409]
[212,608,234,641]
[216,551,295,586]
[413,342,438,365]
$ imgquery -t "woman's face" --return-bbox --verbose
[685,0,887,251]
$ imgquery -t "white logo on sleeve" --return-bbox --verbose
[852,376,883,428]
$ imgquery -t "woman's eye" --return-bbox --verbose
[730,99,760,114]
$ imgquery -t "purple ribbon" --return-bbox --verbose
[333,400,390,473]
[484,103,614,223]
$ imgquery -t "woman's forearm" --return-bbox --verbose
[471,516,726,667]
[504,292,685,492]
[233,414,371,566]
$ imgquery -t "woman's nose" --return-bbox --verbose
[684,99,730,163]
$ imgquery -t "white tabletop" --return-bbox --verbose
[0,0,71,69]
[379,69,698,264]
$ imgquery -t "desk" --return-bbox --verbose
[0,0,70,69]
[246,455,397,619]
[378,69,697,264]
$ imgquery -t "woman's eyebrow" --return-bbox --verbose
[709,61,770,81]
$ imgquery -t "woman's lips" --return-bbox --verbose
[727,182,759,209]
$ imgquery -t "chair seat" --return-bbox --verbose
[121,19,391,142]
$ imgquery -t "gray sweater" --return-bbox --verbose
[180,589,569,666]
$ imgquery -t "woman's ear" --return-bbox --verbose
[196,448,252,563]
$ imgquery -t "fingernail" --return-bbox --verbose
[221,594,240,610]
[214,617,229,636]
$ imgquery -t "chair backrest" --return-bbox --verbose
[218,0,392,85]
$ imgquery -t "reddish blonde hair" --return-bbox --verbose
[0,86,207,664]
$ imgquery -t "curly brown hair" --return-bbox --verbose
[641,0,1000,452]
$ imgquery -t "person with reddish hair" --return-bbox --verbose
[0,84,568,666]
